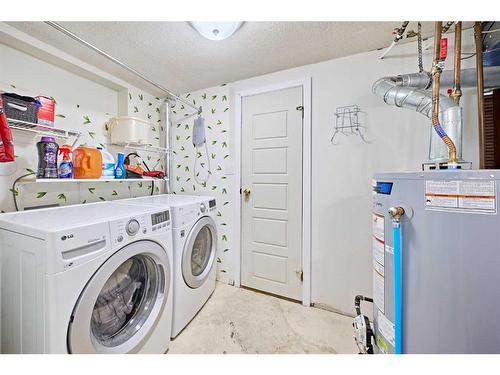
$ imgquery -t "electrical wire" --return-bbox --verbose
[194,142,211,185]
[461,53,477,60]
[417,22,424,72]
[460,48,500,60]
[11,172,35,211]
[482,28,500,34]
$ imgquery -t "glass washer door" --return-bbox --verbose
[182,216,217,289]
[68,240,170,354]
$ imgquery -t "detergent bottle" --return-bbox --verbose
[98,146,115,179]
[36,136,59,179]
[58,145,73,178]
[73,145,102,179]
[114,152,127,179]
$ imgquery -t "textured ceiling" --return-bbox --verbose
[8,22,473,95]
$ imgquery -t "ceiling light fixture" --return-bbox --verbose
[189,22,243,41]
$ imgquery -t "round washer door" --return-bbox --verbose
[68,240,171,354]
[182,216,217,289]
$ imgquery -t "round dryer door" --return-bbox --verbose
[68,240,171,354]
[182,216,218,289]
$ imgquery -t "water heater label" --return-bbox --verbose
[425,180,496,214]
[372,213,385,313]
[377,310,395,347]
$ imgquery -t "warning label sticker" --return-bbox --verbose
[425,180,496,214]
[377,310,395,347]
[372,213,385,313]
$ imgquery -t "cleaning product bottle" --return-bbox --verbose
[36,136,59,179]
[58,145,73,178]
[114,152,127,179]
[73,145,102,179]
[98,146,115,179]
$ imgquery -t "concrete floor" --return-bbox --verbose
[169,282,358,354]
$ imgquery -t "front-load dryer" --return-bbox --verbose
[0,201,173,354]
[116,194,218,338]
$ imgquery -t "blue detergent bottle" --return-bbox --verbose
[114,152,127,179]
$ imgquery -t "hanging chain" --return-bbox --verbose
[417,22,424,72]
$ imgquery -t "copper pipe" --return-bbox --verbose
[431,21,458,165]
[451,22,462,104]
[474,21,485,169]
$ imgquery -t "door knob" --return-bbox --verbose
[243,189,251,198]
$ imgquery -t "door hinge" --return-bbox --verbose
[296,270,304,282]
[296,105,304,118]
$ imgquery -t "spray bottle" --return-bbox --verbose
[58,145,73,178]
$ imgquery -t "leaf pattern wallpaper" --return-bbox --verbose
[171,84,234,285]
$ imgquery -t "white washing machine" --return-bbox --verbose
[117,194,218,338]
[0,201,173,354]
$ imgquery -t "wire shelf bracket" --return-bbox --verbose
[119,142,171,156]
[8,118,82,144]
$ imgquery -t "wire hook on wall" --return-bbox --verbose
[331,105,368,144]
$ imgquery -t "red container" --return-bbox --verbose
[440,38,448,60]
[36,96,56,126]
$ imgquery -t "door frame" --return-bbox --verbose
[233,78,312,306]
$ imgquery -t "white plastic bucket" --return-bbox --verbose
[108,116,153,145]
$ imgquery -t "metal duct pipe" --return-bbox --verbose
[442,66,500,88]
[372,76,463,163]
[372,78,459,116]
[383,67,500,91]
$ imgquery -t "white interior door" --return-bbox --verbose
[241,86,303,301]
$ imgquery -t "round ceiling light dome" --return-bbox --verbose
[189,22,244,41]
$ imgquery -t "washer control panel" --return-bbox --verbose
[125,219,140,236]
[209,199,216,211]
[173,200,216,227]
[110,210,171,246]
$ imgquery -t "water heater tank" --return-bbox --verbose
[372,170,500,354]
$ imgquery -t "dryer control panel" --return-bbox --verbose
[110,210,171,246]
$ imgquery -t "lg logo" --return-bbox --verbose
[61,234,74,241]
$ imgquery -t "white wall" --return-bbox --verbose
[227,29,479,315]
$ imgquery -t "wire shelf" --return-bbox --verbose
[8,118,81,140]
[114,142,171,155]
[16,176,169,185]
